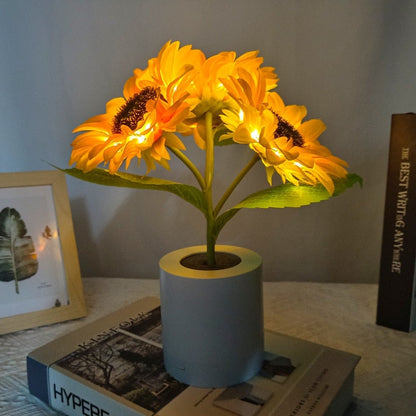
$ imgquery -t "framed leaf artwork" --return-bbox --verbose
[0,171,86,334]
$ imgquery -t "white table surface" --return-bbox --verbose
[1,278,415,415]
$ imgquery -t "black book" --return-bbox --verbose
[377,113,416,332]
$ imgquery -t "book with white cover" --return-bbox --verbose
[27,297,360,416]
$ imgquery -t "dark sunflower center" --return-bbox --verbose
[112,87,158,134]
[274,115,304,147]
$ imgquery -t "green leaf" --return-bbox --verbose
[0,207,39,293]
[213,174,362,239]
[62,168,208,216]
[214,126,234,146]
[235,173,363,209]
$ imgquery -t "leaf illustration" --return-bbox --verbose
[0,207,39,294]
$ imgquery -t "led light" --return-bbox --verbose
[250,129,260,141]
[135,135,147,144]
[128,134,147,144]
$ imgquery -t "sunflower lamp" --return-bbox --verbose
[66,41,361,388]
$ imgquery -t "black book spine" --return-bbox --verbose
[377,113,416,332]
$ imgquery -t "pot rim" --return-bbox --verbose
[159,245,262,279]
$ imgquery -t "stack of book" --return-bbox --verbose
[27,297,360,416]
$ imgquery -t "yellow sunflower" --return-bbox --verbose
[219,61,278,111]
[124,40,204,105]
[192,50,277,112]
[221,91,348,194]
[186,50,278,148]
[70,41,202,173]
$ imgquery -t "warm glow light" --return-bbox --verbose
[70,40,351,197]
[36,229,58,254]
[250,129,260,141]
[131,134,147,144]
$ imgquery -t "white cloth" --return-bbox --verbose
[0,278,415,415]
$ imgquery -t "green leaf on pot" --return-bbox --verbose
[62,168,208,215]
[0,207,39,294]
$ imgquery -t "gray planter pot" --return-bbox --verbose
[159,245,264,388]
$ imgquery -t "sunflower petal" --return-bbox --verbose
[282,105,307,126]
[164,132,186,150]
[298,119,326,142]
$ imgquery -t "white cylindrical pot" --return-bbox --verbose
[159,245,264,388]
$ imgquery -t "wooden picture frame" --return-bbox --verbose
[0,170,86,334]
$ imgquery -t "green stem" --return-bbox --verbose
[205,113,214,191]
[168,146,206,189]
[214,154,260,217]
[204,112,216,266]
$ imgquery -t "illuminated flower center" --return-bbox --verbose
[274,115,304,147]
[112,87,158,134]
